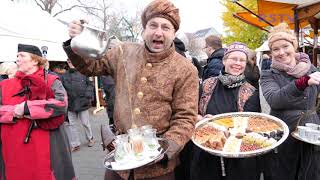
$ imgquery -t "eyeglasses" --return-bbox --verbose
[227,57,247,63]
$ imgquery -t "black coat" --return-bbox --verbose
[261,67,320,180]
[202,48,226,80]
[101,75,115,124]
[245,62,260,89]
[62,69,94,112]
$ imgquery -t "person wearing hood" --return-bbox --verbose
[202,35,226,80]
[63,0,199,179]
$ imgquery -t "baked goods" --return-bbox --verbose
[193,114,284,154]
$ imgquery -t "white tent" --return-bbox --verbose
[0,1,69,62]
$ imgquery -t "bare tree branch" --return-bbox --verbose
[34,0,45,11]
[53,5,87,17]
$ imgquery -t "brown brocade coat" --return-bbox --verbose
[63,41,199,179]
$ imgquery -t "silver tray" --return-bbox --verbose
[291,131,320,146]
[192,112,289,158]
[103,138,169,171]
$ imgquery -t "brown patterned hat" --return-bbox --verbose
[141,0,180,31]
[224,42,249,58]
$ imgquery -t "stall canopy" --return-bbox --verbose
[233,0,319,30]
[0,1,69,62]
[233,0,320,65]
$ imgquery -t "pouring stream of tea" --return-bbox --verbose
[119,47,137,129]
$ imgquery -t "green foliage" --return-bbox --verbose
[221,0,267,49]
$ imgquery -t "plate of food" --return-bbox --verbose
[103,138,169,171]
[192,112,289,158]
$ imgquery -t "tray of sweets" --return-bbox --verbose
[103,138,169,171]
[192,112,289,158]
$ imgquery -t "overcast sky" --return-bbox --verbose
[59,0,225,34]
[116,0,224,34]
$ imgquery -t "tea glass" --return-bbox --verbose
[114,134,132,164]
[140,125,153,131]
[305,123,319,130]
[297,126,309,139]
[305,129,320,142]
[143,128,160,153]
[128,128,145,160]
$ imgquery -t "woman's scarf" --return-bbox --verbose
[218,70,246,88]
[14,68,48,100]
[271,52,311,78]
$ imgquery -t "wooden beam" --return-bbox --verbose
[296,3,320,21]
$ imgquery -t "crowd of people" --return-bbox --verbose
[0,0,319,180]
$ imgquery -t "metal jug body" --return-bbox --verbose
[71,24,110,59]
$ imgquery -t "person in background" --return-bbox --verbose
[260,23,320,180]
[191,42,261,180]
[62,59,95,152]
[245,49,260,89]
[174,37,202,79]
[101,75,115,125]
[63,0,199,179]
[0,44,75,180]
[202,35,226,80]
[261,53,272,70]
[0,62,18,80]
[51,63,67,78]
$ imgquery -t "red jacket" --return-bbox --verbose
[0,68,74,180]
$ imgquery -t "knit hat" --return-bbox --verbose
[268,23,298,49]
[141,0,180,31]
[224,42,249,58]
[18,44,42,57]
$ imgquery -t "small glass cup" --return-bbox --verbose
[305,123,319,130]
[143,128,160,153]
[140,124,153,131]
[128,128,145,160]
[114,134,132,164]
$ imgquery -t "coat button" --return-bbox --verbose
[134,108,141,115]
[141,77,147,83]
[137,92,144,99]
[146,63,152,68]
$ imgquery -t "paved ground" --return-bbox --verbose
[70,108,109,180]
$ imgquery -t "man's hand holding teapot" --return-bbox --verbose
[68,19,88,38]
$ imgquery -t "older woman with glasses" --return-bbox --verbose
[190,42,261,180]
[260,23,320,180]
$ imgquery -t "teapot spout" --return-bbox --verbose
[101,35,117,55]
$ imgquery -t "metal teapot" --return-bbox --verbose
[71,24,115,59]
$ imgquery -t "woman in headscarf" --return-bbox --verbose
[0,44,75,180]
[190,42,261,180]
[260,23,320,180]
